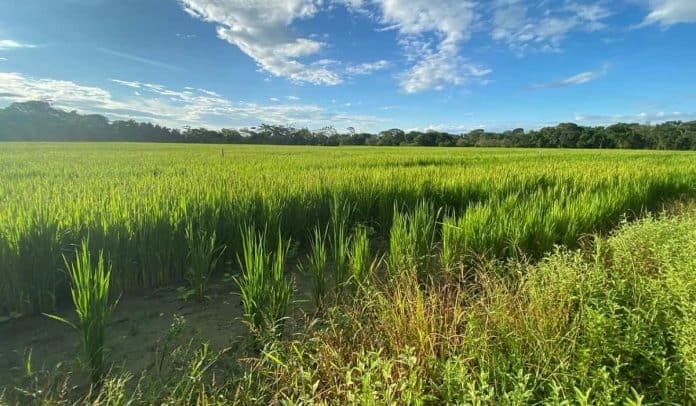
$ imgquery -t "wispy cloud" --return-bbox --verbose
[0,72,387,131]
[638,0,696,27]
[574,110,696,125]
[490,1,612,55]
[0,57,7,61]
[345,60,390,75]
[96,47,184,72]
[529,64,609,89]
[0,39,36,50]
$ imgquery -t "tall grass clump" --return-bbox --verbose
[17,216,65,315]
[46,239,117,383]
[389,200,438,279]
[329,195,352,287]
[300,226,328,309]
[236,225,293,339]
[180,220,225,301]
[348,225,372,288]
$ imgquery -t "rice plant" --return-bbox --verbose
[46,239,117,383]
[389,201,438,280]
[300,226,328,309]
[348,225,372,288]
[236,225,293,338]
[330,195,352,287]
[180,220,225,301]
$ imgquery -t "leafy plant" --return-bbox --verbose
[179,221,225,301]
[45,239,117,383]
[330,195,352,287]
[348,225,372,288]
[236,226,293,339]
[389,201,437,280]
[300,226,329,309]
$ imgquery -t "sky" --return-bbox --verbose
[0,0,695,133]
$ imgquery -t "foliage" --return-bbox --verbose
[4,187,696,404]
[234,207,696,404]
[45,239,116,383]
[235,225,293,339]
[1,145,695,318]
[389,201,438,280]
[300,226,329,309]
[348,225,372,288]
[329,195,352,288]
[2,101,696,149]
[179,219,225,301]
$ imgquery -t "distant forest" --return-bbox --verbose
[1,101,695,150]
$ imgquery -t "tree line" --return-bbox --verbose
[1,101,695,150]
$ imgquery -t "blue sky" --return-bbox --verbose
[0,0,695,133]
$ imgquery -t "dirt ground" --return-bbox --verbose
[0,272,314,394]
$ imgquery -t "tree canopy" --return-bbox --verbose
[1,101,695,150]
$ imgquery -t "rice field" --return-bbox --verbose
[2,142,696,403]
[1,143,695,319]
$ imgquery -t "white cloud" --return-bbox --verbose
[345,60,390,75]
[0,72,385,130]
[363,0,491,93]
[574,110,696,125]
[490,1,612,54]
[179,0,342,85]
[97,48,183,72]
[270,97,279,102]
[110,79,141,88]
[530,64,609,89]
[0,58,7,61]
[287,96,301,101]
[641,0,696,26]
[0,39,36,50]
[407,123,478,133]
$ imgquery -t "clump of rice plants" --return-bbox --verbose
[236,225,293,339]
[348,225,373,288]
[299,226,328,309]
[46,239,117,383]
[180,220,225,301]
[389,200,438,280]
[329,195,352,287]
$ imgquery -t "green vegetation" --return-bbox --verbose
[2,101,696,149]
[180,219,225,301]
[1,144,696,403]
[348,225,373,288]
[45,240,116,383]
[239,207,696,404]
[1,144,695,318]
[300,226,329,309]
[6,201,696,404]
[236,225,293,339]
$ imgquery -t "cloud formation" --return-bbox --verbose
[490,1,612,54]
[574,110,696,125]
[345,60,390,76]
[372,0,489,93]
[641,0,696,26]
[530,64,609,89]
[175,0,694,93]
[0,72,386,130]
[179,0,342,85]
[0,39,36,50]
